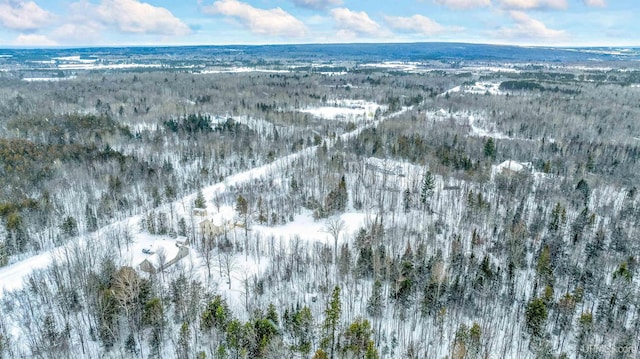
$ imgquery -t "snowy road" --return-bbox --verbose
[0,106,409,295]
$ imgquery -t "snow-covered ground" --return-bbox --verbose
[426,109,541,142]
[468,113,514,139]
[122,232,183,269]
[443,81,505,96]
[198,67,290,74]
[0,101,403,296]
[22,76,77,82]
[57,63,162,70]
[253,210,369,244]
[53,55,98,63]
[359,61,422,72]
[0,215,138,294]
[299,99,386,122]
[462,65,521,73]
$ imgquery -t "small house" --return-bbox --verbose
[199,219,226,238]
[495,160,532,175]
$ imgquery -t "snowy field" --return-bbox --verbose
[198,67,291,74]
[443,81,505,96]
[21,76,77,82]
[299,99,386,122]
[359,61,422,72]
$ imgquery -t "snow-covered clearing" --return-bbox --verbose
[57,63,162,70]
[52,55,98,63]
[427,108,541,142]
[443,81,505,96]
[493,159,532,174]
[253,210,369,244]
[21,76,77,82]
[123,232,183,269]
[359,61,422,72]
[468,113,515,140]
[198,67,290,74]
[299,99,386,122]
[462,65,521,73]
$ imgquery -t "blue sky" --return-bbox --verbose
[0,0,637,47]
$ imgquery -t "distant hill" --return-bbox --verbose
[1,42,639,68]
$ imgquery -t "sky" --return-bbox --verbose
[0,0,637,48]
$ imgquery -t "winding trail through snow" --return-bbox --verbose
[0,106,409,295]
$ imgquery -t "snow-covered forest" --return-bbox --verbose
[1,52,640,359]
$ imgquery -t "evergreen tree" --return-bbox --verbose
[312,349,329,359]
[143,297,164,329]
[366,280,384,317]
[420,170,435,208]
[321,286,342,359]
[365,340,380,359]
[60,216,78,238]
[201,295,231,332]
[236,195,248,216]
[576,312,593,355]
[285,305,313,355]
[469,322,482,358]
[393,244,414,305]
[343,318,374,358]
[402,188,411,213]
[266,303,279,327]
[536,245,554,288]
[98,289,120,349]
[548,203,566,232]
[85,204,98,232]
[324,176,348,215]
[236,195,250,236]
[525,297,548,339]
[338,243,351,279]
[483,137,496,159]
[251,312,279,357]
[178,218,187,237]
[194,190,206,209]
[149,327,162,358]
[165,184,176,202]
[451,324,469,359]
[576,179,590,206]
[177,322,190,359]
[0,241,8,267]
[125,333,137,355]
[41,313,61,350]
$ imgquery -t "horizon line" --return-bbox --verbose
[1,41,639,51]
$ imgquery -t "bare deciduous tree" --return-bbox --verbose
[324,217,346,263]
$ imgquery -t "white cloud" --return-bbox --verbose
[51,23,104,43]
[434,0,491,10]
[291,0,342,10]
[94,0,191,36]
[498,0,568,10]
[203,0,307,37]
[13,33,57,46]
[384,15,446,36]
[0,1,52,31]
[583,0,606,7]
[497,11,566,40]
[330,8,388,37]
